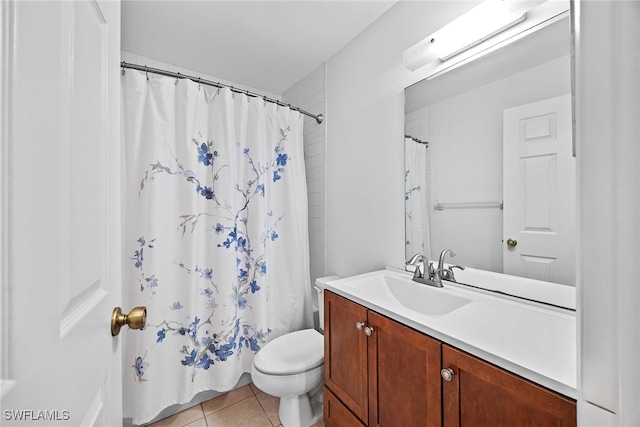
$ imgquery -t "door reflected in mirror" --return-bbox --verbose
[404,14,574,287]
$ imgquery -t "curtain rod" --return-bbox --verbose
[120,61,324,125]
[405,134,429,146]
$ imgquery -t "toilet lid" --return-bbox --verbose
[253,329,324,375]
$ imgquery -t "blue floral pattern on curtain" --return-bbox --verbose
[121,70,311,425]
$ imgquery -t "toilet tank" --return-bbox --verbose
[314,275,341,332]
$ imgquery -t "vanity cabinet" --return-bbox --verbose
[324,291,576,427]
[442,345,576,427]
[324,291,442,427]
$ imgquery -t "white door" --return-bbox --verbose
[1,1,123,426]
[503,94,575,286]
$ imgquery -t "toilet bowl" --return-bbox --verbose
[250,276,340,427]
[251,329,324,427]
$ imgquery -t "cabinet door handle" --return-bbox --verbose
[441,368,455,382]
[364,326,374,336]
[356,321,365,331]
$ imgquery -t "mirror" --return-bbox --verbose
[404,13,575,287]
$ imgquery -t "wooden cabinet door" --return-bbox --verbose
[442,345,576,427]
[324,291,369,423]
[367,311,442,427]
[324,386,367,427]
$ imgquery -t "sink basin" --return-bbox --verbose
[341,271,472,317]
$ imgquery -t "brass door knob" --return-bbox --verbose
[111,306,147,336]
[506,238,518,247]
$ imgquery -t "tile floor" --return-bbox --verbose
[148,383,325,427]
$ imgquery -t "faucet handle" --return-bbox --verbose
[406,253,425,275]
[427,262,435,277]
[413,260,426,279]
[442,265,465,282]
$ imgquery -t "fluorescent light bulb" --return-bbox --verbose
[435,0,532,61]
[403,0,548,72]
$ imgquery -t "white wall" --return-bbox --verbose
[325,1,479,277]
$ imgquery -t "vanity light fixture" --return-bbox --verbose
[404,0,547,72]
[437,0,529,61]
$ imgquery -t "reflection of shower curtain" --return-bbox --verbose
[121,70,312,425]
[404,138,431,260]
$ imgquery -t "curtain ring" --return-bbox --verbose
[198,77,201,90]
[145,66,149,81]
[175,72,180,85]
[231,86,235,98]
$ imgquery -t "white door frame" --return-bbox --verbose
[0,0,14,400]
[576,1,640,426]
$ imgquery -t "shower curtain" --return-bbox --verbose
[121,70,312,425]
[405,137,431,261]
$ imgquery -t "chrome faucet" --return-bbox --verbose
[438,249,456,273]
[436,249,465,283]
[405,249,465,288]
[405,253,441,287]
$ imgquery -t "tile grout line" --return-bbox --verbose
[200,403,209,427]
[168,383,283,427]
[249,383,281,426]
[253,393,278,427]
[202,395,267,427]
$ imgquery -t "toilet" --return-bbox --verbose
[251,276,340,427]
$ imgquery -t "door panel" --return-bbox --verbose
[62,0,105,308]
[503,94,575,285]
[368,311,442,427]
[442,345,576,427]
[324,387,366,427]
[1,1,121,425]
[324,291,369,423]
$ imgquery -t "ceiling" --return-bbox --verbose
[121,1,398,95]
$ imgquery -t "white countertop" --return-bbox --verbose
[322,268,577,399]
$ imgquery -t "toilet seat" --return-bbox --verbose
[253,329,323,375]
